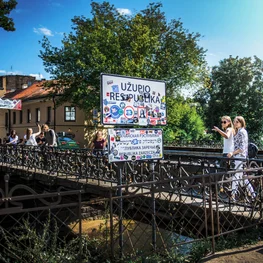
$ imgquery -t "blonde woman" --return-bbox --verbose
[23,124,41,146]
[213,116,235,156]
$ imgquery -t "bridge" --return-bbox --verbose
[0,144,263,260]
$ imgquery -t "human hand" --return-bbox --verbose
[227,152,233,158]
[212,126,219,131]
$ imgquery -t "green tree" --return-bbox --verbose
[163,96,206,142]
[40,1,207,112]
[0,0,17,31]
[195,56,263,141]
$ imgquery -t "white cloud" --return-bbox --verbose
[117,8,132,15]
[0,70,44,79]
[55,31,64,36]
[0,70,23,75]
[207,53,217,57]
[30,73,44,80]
[33,27,54,36]
[48,0,62,7]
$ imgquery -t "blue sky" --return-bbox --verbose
[0,0,263,80]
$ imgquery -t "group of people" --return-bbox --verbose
[5,123,57,147]
[213,115,256,201]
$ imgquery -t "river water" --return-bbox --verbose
[73,219,193,255]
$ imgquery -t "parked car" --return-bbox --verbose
[57,136,80,149]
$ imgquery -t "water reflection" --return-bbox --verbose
[73,219,193,255]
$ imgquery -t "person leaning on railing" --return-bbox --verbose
[42,123,57,147]
[22,123,41,146]
[6,129,19,145]
[36,132,46,146]
[90,130,107,156]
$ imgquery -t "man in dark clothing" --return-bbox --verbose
[36,132,46,146]
[42,124,57,146]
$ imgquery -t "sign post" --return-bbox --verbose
[101,73,166,257]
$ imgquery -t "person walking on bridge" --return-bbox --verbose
[227,116,256,201]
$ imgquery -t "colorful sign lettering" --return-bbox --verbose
[101,74,166,126]
[108,128,163,163]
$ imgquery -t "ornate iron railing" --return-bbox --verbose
[0,166,263,261]
[0,144,263,187]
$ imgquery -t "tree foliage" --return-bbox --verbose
[0,0,17,31]
[163,96,206,141]
[195,56,263,141]
[40,1,207,113]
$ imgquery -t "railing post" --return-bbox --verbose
[215,176,220,235]
[78,191,82,258]
[117,163,124,258]
[109,190,114,259]
[4,173,9,208]
[150,161,156,251]
[209,175,215,253]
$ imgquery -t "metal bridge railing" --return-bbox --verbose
[1,162,263,260]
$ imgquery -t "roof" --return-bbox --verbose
[2,81,53,101]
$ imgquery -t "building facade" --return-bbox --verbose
[0,78,98,147]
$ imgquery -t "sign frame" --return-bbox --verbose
[101,73,166,126]
[107,128,164,163]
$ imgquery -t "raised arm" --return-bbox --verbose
[33,124,41,137]
[212,126,231,139]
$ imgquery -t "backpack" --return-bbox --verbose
[248,142,258,158]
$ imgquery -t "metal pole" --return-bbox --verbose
[109,190,114,259]
[150,161,156,251]
[117,163,124,258]
[209,176,215,253]
[78,191,83,258]
[52,96,56,132]
[4,173,10,208]
[215,177,220,235]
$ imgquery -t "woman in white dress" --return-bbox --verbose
[213,116,235,157]
[23,124,41,146]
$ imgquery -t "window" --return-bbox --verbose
[13,112,16,124]
[47,107,51,123]
[64,106,76,121]
[36,108,40,122]
[27,109,31,123]
[5,112,8,128]
[20,110,23,124]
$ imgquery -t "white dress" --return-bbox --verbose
[24,134,37,146]
[223,128,234,154]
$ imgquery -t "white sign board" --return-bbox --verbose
[108,128,163,163]
[101,74,166,126]
[0,99,22,110]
